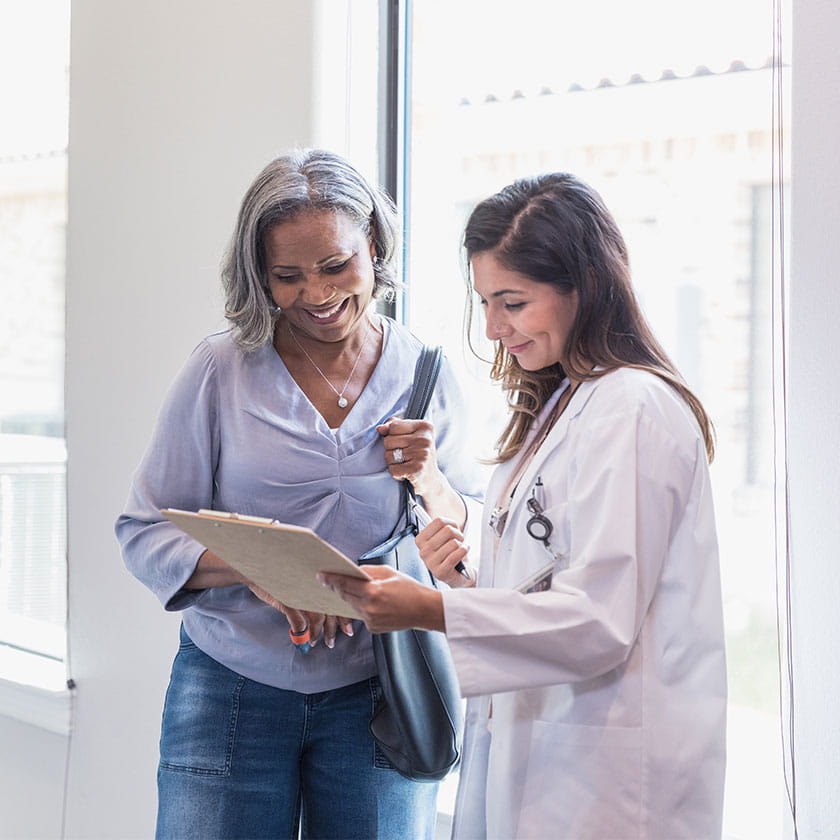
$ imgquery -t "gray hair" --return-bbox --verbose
[221,148,400,351]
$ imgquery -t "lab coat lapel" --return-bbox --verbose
[506,379,595,521]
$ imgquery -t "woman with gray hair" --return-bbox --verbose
[116,149,482,839]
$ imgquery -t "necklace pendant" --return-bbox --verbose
[337,396,349,408]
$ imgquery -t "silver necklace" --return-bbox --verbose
[287,321,371,409]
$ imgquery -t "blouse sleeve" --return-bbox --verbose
[114,340,221,610]
[442,398,704,696]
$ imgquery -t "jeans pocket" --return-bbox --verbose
[368,676,396,770]
[159,641,244,776]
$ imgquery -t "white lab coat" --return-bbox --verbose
[442,367,726,840]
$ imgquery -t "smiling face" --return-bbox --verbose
[472,250,579,372]
[264,209,377,342]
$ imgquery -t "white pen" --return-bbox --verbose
[410,499,471,580]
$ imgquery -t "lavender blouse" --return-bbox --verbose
[115,316,483,693]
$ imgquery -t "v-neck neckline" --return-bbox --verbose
[269,314,390,436]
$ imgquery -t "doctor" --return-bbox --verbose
[321,172,727,839]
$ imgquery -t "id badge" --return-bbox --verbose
[516,560,556,594]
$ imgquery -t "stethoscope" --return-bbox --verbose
[523,476,566,586]
[525,477,554,549]
[489,474,563,591]
[490,474,557,559]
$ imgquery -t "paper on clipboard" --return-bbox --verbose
[161,508,370,618]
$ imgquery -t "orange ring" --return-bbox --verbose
[289,626,311,644]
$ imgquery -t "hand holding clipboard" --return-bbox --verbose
[162,508,370,619]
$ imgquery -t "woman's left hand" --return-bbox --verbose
[378,416,469,531]
[378,417,444,499]
[248,584,354,648]
[318,565,445,634]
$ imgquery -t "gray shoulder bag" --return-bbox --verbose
[358,345,464,782]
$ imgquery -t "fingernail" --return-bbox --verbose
[326,638,335,649]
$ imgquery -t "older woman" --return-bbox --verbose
[115,149,482,840]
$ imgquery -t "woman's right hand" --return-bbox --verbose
[415,517,475,588]
[248,584,354,649]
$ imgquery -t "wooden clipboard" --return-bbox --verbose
[162,508,370,618]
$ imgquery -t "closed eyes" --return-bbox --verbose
[478,298,527,311]
[271,256,354,284]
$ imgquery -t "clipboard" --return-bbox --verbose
[162,508,370,618]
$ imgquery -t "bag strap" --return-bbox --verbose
[404,345,443,420]
[402,345,443,517]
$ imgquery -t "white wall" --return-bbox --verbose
[66,1,326,837]
[788,0,840,836]
[0,716,67,839]
[0,0,838,837]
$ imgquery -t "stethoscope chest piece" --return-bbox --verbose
[526,505,552,543]
[526,477,553,547]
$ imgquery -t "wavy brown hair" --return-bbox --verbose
[463,172,715,463]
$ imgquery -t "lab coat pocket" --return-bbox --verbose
[503,499,570,593]
[519,720,642,838]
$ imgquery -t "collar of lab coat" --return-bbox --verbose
[502,374,598,520]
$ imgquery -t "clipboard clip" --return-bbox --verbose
[198,508,278,526]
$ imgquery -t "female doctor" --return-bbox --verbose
[320,172,727,839]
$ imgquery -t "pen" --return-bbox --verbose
[410,499,471,581]
[289,624,311,654]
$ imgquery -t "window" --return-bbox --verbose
[0,0,70,679]
[402,1,790,836]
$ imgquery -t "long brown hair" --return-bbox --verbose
[463,172,715,463]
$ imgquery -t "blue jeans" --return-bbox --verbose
[156,627,438,840]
